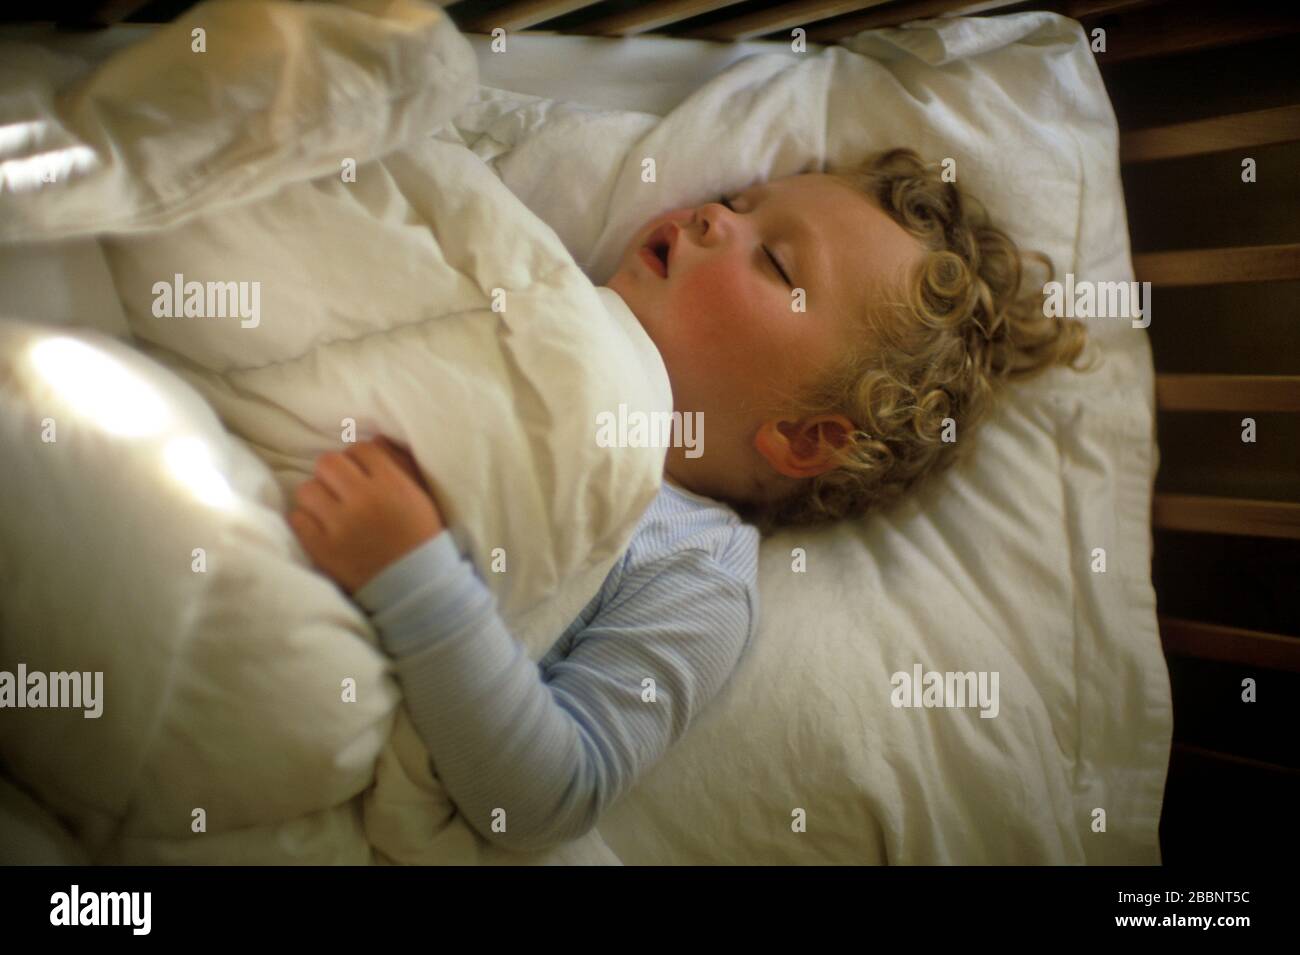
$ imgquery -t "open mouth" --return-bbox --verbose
[639,223,675,279]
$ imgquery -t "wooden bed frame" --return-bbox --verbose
[18,0,1300,865]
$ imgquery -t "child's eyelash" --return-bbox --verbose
[718,195,791,287]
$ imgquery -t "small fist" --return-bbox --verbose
[288,437,444,594]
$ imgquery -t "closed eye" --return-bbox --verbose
[719,195,792,287]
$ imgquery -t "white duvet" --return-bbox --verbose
[0,0,667,864]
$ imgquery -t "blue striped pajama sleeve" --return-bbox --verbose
[353,482,760,853]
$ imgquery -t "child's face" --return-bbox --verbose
[606,173,923,499]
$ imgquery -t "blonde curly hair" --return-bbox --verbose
[739,147,1089,533]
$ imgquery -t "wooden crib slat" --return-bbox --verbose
[1153,495,1300,540]
[75,0,153,24]
[458,0,600,33]
[803,0,1025,42]
[1121,105,1300,163]
[1156,375,1300,413]
[1061,0,1161,16]
[1133,244,1300,286]
[581,1,751,37]
[681,0,895,41]
[1160,616,1300,673]
[1096,5,1300,64]
[1172,743,1300,779]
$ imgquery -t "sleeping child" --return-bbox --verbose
[287,147,1088,854]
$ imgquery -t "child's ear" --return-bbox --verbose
[754,414,854,479]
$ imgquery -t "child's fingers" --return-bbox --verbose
[314,451,364,498]
[354,439,423,495]
[344,440,389,478]
[287,507,325,542]
[372,435,424,487]
[372,435,408,461]
[294,479,337,527]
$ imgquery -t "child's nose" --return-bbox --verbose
[696,202,729,243]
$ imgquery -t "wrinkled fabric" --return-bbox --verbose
[0,0,668,865]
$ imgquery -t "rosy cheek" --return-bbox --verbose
[671,260,755,341]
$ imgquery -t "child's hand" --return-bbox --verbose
[288,437,444,594]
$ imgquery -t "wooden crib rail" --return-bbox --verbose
[459,1,599,33]
[1171,743,1300,781]
[448,0,1077,41]
[1129,96,1300,543]
[1155,376,1300,413]
[803,0,1151,43]
[813,0,1295,50]
[1133,245,1300,287]
[1121,105,1300,163]
[1160,617,1300,673]
[438,0,1300,47]
[1153,496,1300,541]
[582,3,761,38]
[1091,3,1300,64]
[676,1,960,41]
[451,0,1163,43]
